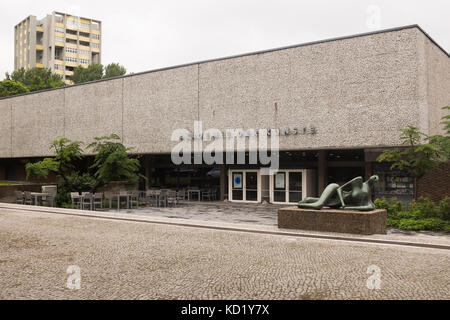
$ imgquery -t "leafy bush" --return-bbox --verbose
[374,197,402,214]
[55,173,96,206]
[88,134,145,187]
[66,172,97,192]
[26,134,143,207]
[7,67,64,92]
[396,218,449,231]
[409,197,438,219]
[374,198,390,212]
[60,203,73,209]
[376,197,450,232]
[55,180,70,205]
[0,80,29,97]
[438,197,450,221]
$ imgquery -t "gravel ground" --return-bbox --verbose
[0,208,449,300]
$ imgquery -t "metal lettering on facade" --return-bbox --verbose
[179,127,317,141]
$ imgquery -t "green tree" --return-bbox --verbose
[72,64,104,84]
[7,67,64,92]
[26,138,85,204]
[104,63,126,79]
[0,80,29,97]
[378,107,450,199]
[428,106,450,160]
[87,134,144,188]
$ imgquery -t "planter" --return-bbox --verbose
[0,184,45,203]
[100,181,139,193]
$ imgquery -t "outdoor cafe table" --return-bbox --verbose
[187,190,201,202]
[30,193,52,206]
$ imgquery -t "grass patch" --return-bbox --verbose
[0,181,20,186]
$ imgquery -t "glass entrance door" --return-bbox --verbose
[231,172,244,201]
[274,172,286,203]
[288,171,303,203]
[229,170,260,203]
[271,170,304,204]
[246,172,258,201]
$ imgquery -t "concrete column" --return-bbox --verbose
[220,165,226,201]
[318,150,328,194]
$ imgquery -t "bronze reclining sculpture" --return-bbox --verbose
[298,175,379,211]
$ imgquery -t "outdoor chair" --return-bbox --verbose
[24,192,34,206]
[130,191,139,209]
[145,190,153,206]
[158,190,168,207]
[119,191,131,209]
[211,188,218,201]
[104,192,116,209]
[81,193,94,211]
[148,190,161,207]
[167,191,178,207]
[176,190,186,201]
[70,192,82,209]
[93,193,104,210]
[202,189,213,201]
[138,191,147,203]
[15,191,24,204]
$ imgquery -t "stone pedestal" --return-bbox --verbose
[278,207,387,235]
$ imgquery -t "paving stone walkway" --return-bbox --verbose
[123,201,282,226]
[109,201,450,239]
[0,208,449,300]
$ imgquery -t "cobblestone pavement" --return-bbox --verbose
[109,201,450,239]
[0,209,449,300]
[122,201,283,226]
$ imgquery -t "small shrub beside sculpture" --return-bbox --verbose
[374,197,450,232]
[25,134,145,207]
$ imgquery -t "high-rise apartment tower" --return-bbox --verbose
[14,11,102,84]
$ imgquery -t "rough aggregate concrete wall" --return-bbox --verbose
[64,79,123,147]
[122,65,199,154]
[11,90,65,158]
[200,28,425,151]
[423,35,450,136]
[0,27,446,158]
[0,99,12,157]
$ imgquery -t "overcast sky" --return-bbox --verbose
[0,0,449,77]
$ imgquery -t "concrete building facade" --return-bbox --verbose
[2,25,449,203]
[14,11,102,84]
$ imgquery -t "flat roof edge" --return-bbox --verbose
[1,24,448,101]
